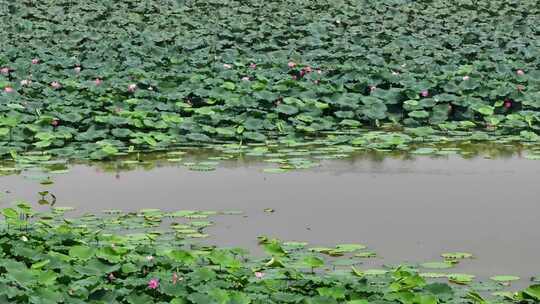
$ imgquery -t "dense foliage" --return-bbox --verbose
[1,204,539,304]
[1,0,540,159]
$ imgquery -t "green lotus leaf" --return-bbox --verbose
[490,275,520,282]
[420,261,454,269]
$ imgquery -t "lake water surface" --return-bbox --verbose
[1,153,539,283]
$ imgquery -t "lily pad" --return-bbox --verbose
[335,244,366,252]
[490,275,520,282]
[448,273,475,285]
[442,252,473,260]
[420,261,454,269]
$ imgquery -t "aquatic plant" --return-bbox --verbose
[1,0,540,160]
[0,204,538,303]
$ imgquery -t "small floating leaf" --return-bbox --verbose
[442,252,473,260]
[355,251,377,258]
[448,273,475,285]
[262,168,289,173]
[40,178,54,185]
[52,206,75,212]
[420,272,449,278]
[411,147,437,155]
[188,165,216,171]
[490,275,520,282]
[282,242,308,250]
[335,244,366,252]
[420,261,454,269]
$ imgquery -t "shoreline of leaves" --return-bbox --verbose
[0,204,539,303]
[2,0,540,160]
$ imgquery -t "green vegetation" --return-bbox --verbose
[1,0,540,159]
[0,140,538,178]
[1,203,539,304]
[1,1,539,302]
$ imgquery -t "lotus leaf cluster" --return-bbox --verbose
[1,0,540,159]
[1,204,539,303]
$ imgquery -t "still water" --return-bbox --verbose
[1,153,539,282]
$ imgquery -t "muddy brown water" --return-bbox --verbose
[1,154,539,284]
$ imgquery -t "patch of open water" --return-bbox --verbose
[1,154,539,284]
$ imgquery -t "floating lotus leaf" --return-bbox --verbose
[335,244,367,252]
[442,252,473,260]
[490,275,520,282]
[354,251,377,258]
[448,273,475,285]
[420,261,455,269]
[420,273,449,278]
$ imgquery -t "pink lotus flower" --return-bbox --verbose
[0,67,9,75]
[369,85,377,92]
[255,272,265,279]
[148,278,159,289]
[3,86,14,93]
[299,70,305,77]
[223,63,233,69]
[288,61,296,68]
[392,71,400,76]
[94,78,102,86]
[303,66,312,73]
[249,63,257,69]
[517,69,525,76]
[242,76,250,81]
[32,58,40,64]
[420,90,429,97]
[20,79,31,86]
[504,100,512,109]
[148,86,154,91]
[74,66,81,73]
[291,75,297,80]
[314,80,320,84]
[146,255,154,261]
[51,119,59,127]
[51,81,61,89]
[108,273,116,281]
[462,75,470,81]
[128,83,137,92]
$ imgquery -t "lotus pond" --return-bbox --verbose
[2,0,540,302]
[1,143,540,303]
